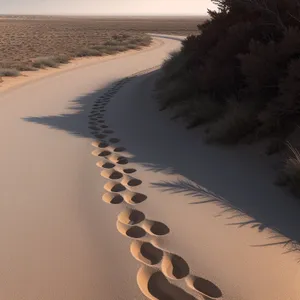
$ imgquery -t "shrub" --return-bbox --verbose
[0,68,20,76]
[107,45,128,52]
[205,100,258,144]
[156,73,197,110]
[15,65,37,71]
[32,56,59,68]
[127,44,140,49]
[100,47,117,55]
[7,63,37,71]
[76,48,101,57]
[172,94,223,129]
[54,54,70,64]
[104,40,120,46]
[156,0,300,145]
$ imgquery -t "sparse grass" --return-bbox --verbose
[127,44,140,49]
[6,64,37,71]
[280,143,300,196]
[54,54,71,64]
[0,16,205,77]
[76,48,102,57]
[0,68,20,77]
[32,56,59,68]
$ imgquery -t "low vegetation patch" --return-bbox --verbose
[155,0,300,196]
[0,18,155,80]
[0,15,207,82]
[0,68,20,77]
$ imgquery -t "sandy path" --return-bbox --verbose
[104,71,300,299]
[0,36,181,300]
[1,32,300,300]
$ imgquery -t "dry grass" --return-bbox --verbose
[0,68,20,76]
[0,16,205,77]
[276,143,300,196]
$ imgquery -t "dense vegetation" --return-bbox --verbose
[156,0,300,195]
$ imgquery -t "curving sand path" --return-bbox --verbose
[0,34,300,300]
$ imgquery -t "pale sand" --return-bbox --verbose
[0,35,181,300]
[105,70,300,299]
[0,33,299,300]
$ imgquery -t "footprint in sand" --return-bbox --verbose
[161,252,190,280]
[92,149,112,157]
[107,153,128,165]
[95,133,107,139]
[130,241,163,266]
[122,190,147,205]
[122,168,137,174]
[102,192,124,204]
[121,175,142,187]
[185,275,222,299]
[89,74,223,300]
[137,266,196,300]
[141,220,170,236]
[104,181,126,193]
[117,209,170,237]
[116,220,147,239]
[101,169,123,180]
[113,146,126,152]
[117,208,145,226]
[109,138,120,144]
[96,159,115,169]
[91,141,109,148]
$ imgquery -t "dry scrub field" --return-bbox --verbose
[0,16,204,76]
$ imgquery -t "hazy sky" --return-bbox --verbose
[0,0,217,16]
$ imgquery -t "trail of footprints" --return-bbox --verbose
[88,72,223,300]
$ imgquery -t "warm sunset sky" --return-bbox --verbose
[0,0,217,15]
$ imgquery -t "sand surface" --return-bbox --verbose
[0,34,299,300]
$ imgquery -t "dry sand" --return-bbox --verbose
[105,67,300,299]
[0,34,299,300]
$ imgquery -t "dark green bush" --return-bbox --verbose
[156,0,300,140]
[155,0,300,195]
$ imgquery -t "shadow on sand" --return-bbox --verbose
[23,70,300,258]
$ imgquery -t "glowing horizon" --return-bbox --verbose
[0,0,217,16]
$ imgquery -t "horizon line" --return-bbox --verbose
[0,13,209,17]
